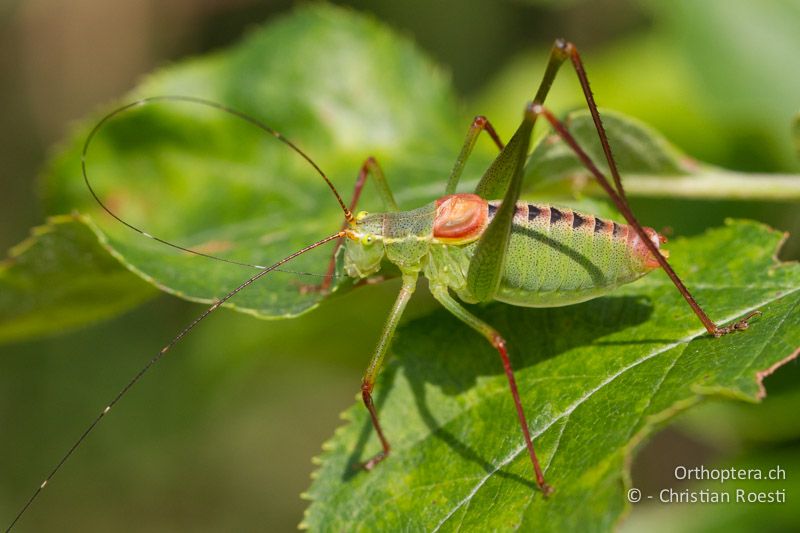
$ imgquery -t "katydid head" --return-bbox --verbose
[343,210,387,278]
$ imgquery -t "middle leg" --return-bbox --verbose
[430,284,552,495]
[444,115,505,195]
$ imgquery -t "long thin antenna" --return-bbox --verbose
[5,231,345,532]
[82,95,355,271]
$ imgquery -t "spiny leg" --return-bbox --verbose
[360,272,418,470]
[535,40,753,333]
[301,157,399,294]
[528,103,760,336]
[552,39,627,199]
[444,116,505,195]
[430,285,552,495]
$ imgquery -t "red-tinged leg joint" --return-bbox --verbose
[554,37,572,58]
[472,115,504,150]
[491,334,553,496]
[360,381,391,471]
[354,275,388,288]
[296,275,335,296]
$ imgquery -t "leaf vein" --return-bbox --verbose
[430,291,791,530]
[627,342,685,440]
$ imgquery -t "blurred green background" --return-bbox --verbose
[1,0,798,531]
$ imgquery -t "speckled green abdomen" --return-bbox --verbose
[457,202,660,307]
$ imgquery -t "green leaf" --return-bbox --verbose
[794,111,800,160]
[525,110,800,200]
[0,215,155,344]
[304,220,800,531]
[42,5,476,319]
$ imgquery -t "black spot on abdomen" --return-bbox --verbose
[594,217,606,233]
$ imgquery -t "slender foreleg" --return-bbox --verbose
[360,273,418,469]
[301,157,398,294]
[430,284,552,495]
